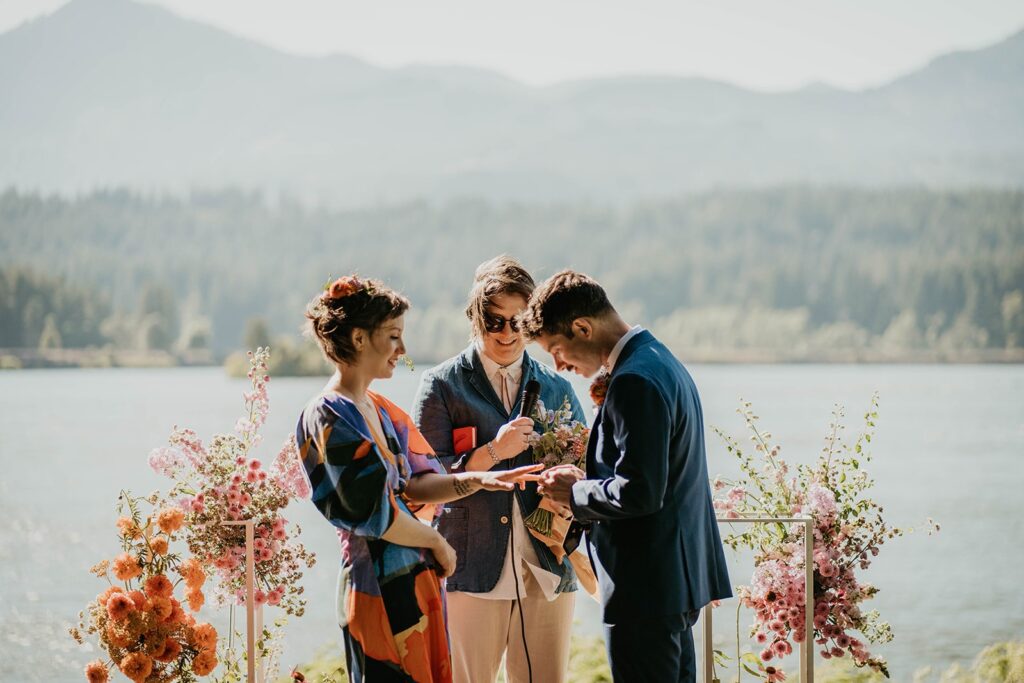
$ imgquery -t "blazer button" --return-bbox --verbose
[500,515,510,524]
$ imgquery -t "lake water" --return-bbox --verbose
[1,364,1022,681]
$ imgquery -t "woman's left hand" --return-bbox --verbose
[464,463,544,493]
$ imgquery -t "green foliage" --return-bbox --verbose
[224,333,330,377]
[0,264,110,348]
[279,638,1024,683]
[566,633,612,683]
[2,187,1022,361]
[274,645,346,683]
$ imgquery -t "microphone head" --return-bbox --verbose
[519,380,542,418]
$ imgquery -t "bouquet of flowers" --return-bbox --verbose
[70,491,219,683]
[148,348,315,677]
[520,397,598,597]
[523,397,589,536]
[712,395,938,680]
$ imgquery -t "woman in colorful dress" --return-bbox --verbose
[296,275,541,683]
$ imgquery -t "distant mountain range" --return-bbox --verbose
[2,0,1022,203]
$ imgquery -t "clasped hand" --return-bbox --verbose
[536,464,585,509]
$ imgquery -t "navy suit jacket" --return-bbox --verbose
[412,345,586,593]
[571,330,732,624]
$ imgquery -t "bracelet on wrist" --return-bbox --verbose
[486,441,500,465]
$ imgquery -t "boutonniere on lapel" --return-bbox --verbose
[589,370,610,412]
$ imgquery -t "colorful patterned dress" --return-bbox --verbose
[297,390,453,683]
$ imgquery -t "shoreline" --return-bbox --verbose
[3,347,1023,372]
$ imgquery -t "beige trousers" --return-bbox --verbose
[446,572,576,683]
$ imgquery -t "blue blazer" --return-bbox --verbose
[412,345,585,594]
[571,330,732,623]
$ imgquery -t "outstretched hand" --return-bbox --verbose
[473,463,545,492]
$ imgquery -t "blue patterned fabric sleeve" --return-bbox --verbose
[297,399,396,539]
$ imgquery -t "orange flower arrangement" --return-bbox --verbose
[70,491,218,683]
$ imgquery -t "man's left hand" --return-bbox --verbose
[538,465,585,507]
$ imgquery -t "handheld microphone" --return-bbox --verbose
[518,379,541,419]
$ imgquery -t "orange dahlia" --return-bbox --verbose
[186,587,205,612]
[154,636,182,663]
[97,585,124,605]
[143,574,174,599]
[84,660,109,683]
[105,593,135,621]
[118,652,153,683]
[105,621,134,648]
[127,590,147,610]
[112,553,142,581]
[180,558,206,588]
[192,648,218,676]
[148,596,173,621]
[155,507,185,534]
[193,622,217,651]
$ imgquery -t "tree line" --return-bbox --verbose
[1,186,1021,364]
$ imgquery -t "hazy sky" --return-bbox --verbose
[3,0,1023,90]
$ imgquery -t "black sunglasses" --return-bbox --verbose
[483,312,521,334]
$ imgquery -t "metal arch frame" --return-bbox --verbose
[223,519,265,683]
[702,516,814,683]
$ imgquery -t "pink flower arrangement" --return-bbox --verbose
[150,348,314,618]
[713,395,938,680]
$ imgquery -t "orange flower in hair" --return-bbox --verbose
[323,275,363,301]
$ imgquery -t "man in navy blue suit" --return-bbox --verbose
[521,270,732,682]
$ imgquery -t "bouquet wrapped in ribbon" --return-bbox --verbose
[523,397,598,597]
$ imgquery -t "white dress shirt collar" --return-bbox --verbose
[476,344,525,383]
[606,325,643,372]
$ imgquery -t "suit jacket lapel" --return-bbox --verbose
[585,404,603,475]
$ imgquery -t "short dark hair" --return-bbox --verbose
[465,255,535,339]
[305,277,409,365]
[521,269,614,339]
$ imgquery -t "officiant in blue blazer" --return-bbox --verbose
[411,256,585,683]
[524,269,732,683]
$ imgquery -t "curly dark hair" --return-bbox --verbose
[520,269,614,339]
[465,255,535,339]
[305,277,409,365]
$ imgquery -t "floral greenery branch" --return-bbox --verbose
[711,394,939,680]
